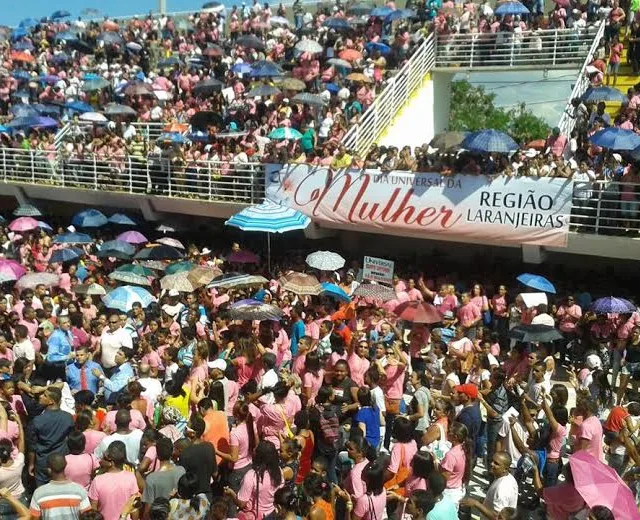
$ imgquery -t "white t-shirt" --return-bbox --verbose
[100,327,133,368]
[13,338,35,362]
[484,473,519,513]
[370,386,386,415]
[498,416,529,468]
[139,377,163,406]
[94,429,144,464]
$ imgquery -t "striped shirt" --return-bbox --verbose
[29,480,92,519]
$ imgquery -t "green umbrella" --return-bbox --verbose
[268,127,303,140]
[116,263,156,277]
[165,261,195,275]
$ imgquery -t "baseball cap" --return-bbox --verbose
[443,310,454,320]
[208,359,227,371]
[454,384,479,400]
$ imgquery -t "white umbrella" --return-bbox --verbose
[306,251,345,271]
[80,112,107,123]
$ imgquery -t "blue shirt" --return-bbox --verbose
[427,497,458,520]
[103,362,134,401]
[354,406,381,448]
[66,361,103,394]
[290,320,305,356]
[46,329,73,363]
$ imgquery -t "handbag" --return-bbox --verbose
[425,422,452,464]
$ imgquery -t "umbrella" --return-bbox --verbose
[16,272,60,290]
[51,10,71,19]
[165,261,195,275]
[157,56,182,68]
[126,42,143,52]
[9,217,39,232]
[495,1,530,15]
[563,451,639,520]
[124,82,154,97]
[97,32,124,46]
[250,61,284,78]
[108,213,137,226]
[321,282,351,303]
[323,17,352,30]
[247,85,282,98]
[187,266,223,287]
[100,240,136,256]
[49,247,83,264]
[33,116,58,129]
[160,272,198,292]
[192,78,225,98]
[156,224,176,233]
[6,117,40,129]
[203,1,225,12]
[591,297,637,314]
[371,6,394,16]
[268,127,303,140]
[116,264,156,277]
[13,41,35,52]
[394,301,442,324]
[203,44,224,57]
[53,232,93,244]
[516,273,556,293]
[72,209,108,228]
[385,9,416,22]
[207,273,268,289]
[508,324,563,343]
[11,52,35,63]
[156,237,185,249]
[157,132,187,145]
[339,49,363,62]
[365,41,391,55]
[135,245,184,261]
[74,283,106,296]
[279,272,322,295]
[295,40,324,54]
[277,77,306,91]
[327,58,353,69]
[229,300,283,321]
[50,53,73,64]
[96,249,131,260]
[108,271,152,286]
[81,77,110,92]
[231,63,253,74]
[37,221,53,231]
[103,103,137,117]
[346,72,372,83]
[228,250,260,264]
[429,131,468,151]
[13,203,38,221]
[54,31,79,43]
[588,127,640,151]
[462,129,519,153]
[353,282,398,301]
[102,286,156,312]
[306,251,345,271]
[0,259,27,279]
[525,139,547,150]
[348,2,375,15]
[68,39,94,54]
[292,92,328,106]
[117,231,148,245]
[19,18,39,28]
[10,104,38,118]
[12,70,32,82]
[81,8,101,16]
[581,86,628,103]
[190,111,223,130]
[236,35,266,50]
[270,16,290,26]
[65,101,94,113]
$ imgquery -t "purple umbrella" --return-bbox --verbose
[591,297,637,314]
[228,250,260,264]
[33,116,58,129]
[117,231,148,245]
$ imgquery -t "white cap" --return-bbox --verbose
[612,153,622,162]
[67,225,76,233]
[208,359,227,371]
[586,354,602,370]
[200,247,212,255]
[168,289,180,297]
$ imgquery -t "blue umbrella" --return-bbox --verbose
[10,105,39,118]
[0,125,9,134]
[40,75,61,85]
[33,117,58,129]
[100,240,136,256]
[102,286,156,312]
[157,132,187,144]
[12,70,31,82]
[371,6,394,16]
[50,53,72,64]
[158,56,183,68]
[19,18,39,29]
[581,86,628,103]
[49,247,83,264]
[72,209,108,228]
[53,232,94,244]
[591,297,637,314]
[589,127,640,151]
[187,131,210,142]
[51,10,71,19]
[12,41,34,51]
[66,101,94,113]
[495,1,530,15]
[323,17,352,30]
[324,82,340,93]
[231,62,252,74]
[516,273,556,294]
[34,104,61,117]
[321,282,351,303]
[11,28,28,40]
[365,41,391,55]
[37,221,53,231]
[6,117,40,129]
[54,31,79,43]
[250,61,284,78]
[384,9,416,22]
[462,129,519,153]
[108,213,137,226]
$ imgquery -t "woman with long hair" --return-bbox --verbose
[294,409,315,485]
[421,399,454,463]
[439,422,472,508]
[168,472,210,520]
[384,416,417,491]
[303,472,334,520]
[225,440,284,520]
[0,403,26,520]
[351,458,387,520]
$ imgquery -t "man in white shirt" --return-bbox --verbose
[13,325,35,362]
[461,451,518,518]
[99,313,133,376]
[138,364,163,407]
[531,304,556,327]
[258,353,279,404]
[94,409,144,463]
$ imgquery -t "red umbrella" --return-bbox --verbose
[393,301,442,324]
[11,52,35,63]
[526,139,547,150]
[339,49,362,62]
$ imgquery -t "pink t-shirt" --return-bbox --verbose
[103,409,146,433]
[345,459,368,499]
[354,491,386,520]
[238,468,283,519]
[549,424,567,459]
[404,473,427,494]
[88,470,139,520]
[388,440,418,473]
[347,353,370,387]
[65,453,99,489]
[302,370,324,403]
[292,354,306,377]
[440,443,466,489]
[457,303,481,328]
[578,416,604,462]
[557,304,582,333]
[230,422,253,469]
[83,430,107,455]
[384,364,406,400]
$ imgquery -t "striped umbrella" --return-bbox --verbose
[225,199,311,271]
[279,272,322,296]
[13,204,42,217]
[108,271,152,286]
[102,286,156,312]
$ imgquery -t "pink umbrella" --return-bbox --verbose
[8,217,39,232]
[15,272,60,290]
[156,237,185,249]
[568,451,640,520]
[0,259,27,279]
[228,250,260,264]
[117,231,148,245]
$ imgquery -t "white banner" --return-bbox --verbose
[266,165,574,247]
[362,256,395,285]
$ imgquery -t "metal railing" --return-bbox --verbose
[54,122,72,151]
[557,22,606,137]
[435,27,598,69]
[131,122,172,142]
[342,33,436,156]
[569,179,640,235]
[0,147,265,204]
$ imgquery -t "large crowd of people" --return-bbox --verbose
[0,205,636,520]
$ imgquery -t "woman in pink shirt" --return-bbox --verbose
[440,422,471,507]
[347,341,371,387]
[384,416,418,487]
[350,459,387,520]
[228,440,284,520]
[65,431,99,489]
[302,352,325,406]
[556,295,582,363]
[218,402,256,494]
[490,284,509,343]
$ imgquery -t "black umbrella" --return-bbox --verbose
[236,35,265,50]
[508,324,563,343]
[134,245,184,261]
[96,249,132,260]
[67,39,94,54]
[190,111,223,130]
[193,78,225,97]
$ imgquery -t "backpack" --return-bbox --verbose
[317,405,340,444]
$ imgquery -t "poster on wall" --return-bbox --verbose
[265,165,574,247]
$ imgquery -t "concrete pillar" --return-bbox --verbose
[158,0,167,15]
[11,187,28,206]
[139,198,160,221]
[521,244,547,264]
[431,71,455,134]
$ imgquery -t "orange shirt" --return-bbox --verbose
[202,410,230,464]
